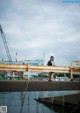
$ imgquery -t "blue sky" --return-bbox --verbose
[0,0,80,66]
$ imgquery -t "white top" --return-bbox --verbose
[51,61,55,66]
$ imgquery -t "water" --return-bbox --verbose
[0,91,80,113]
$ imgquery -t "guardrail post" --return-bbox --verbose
[28,64,30,80]
[71,68,73,81]
[20,72,24,80]
[12,71,15,80]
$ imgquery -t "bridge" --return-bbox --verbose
[0,64,80,92]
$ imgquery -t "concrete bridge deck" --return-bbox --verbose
[0,80,80,92]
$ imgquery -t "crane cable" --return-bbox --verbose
[0,33,5,62]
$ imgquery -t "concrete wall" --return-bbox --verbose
[0,80,80,92]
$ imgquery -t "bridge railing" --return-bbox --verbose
[0,64,80,80]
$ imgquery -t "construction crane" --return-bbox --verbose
[0,25,13,64]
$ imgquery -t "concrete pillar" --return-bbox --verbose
[64,73,66,81]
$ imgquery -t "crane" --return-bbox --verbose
[0,25,13,64]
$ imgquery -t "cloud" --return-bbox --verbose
[0,0,80,66]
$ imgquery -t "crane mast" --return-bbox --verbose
[0,25,13,64]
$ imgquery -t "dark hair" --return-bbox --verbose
[50,56,54,59]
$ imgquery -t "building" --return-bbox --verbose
[0,59,44,66]
[23,59,44,66]
[71,61,80,69]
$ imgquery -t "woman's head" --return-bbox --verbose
[50,56,54,61]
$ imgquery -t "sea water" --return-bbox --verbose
[0,91,80,113]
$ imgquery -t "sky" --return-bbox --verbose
[0,0,80,66]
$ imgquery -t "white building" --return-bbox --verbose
[71,61,80,69]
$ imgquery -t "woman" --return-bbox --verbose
[47,56,55,81]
